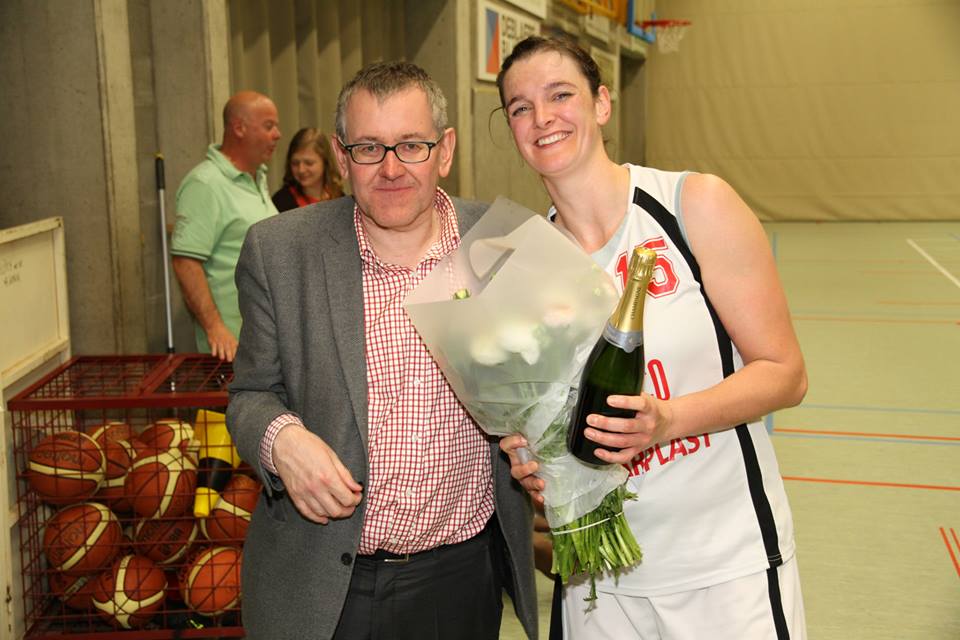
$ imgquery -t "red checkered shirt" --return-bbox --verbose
[260,188,494,555]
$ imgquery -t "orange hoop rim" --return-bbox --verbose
[640,19,692,29]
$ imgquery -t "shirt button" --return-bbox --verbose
[340,553,352,566]
[411,434,420,443]
[412,377,422,386]
[405,488,415,499]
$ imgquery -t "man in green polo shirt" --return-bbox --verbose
[171,91,281,361]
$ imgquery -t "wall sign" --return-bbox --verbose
[478,1,541,82]
[500,0,547,19]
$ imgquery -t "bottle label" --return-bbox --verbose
[602,323,643,353]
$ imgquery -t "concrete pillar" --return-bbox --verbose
[339,1,364,82]
[316,0,345,133]
[619,54,648,166]
[452,0,475,199]
[94,0,146,353]
[405,0,472,198]
[267,4,299,181]
[149,0,231,353]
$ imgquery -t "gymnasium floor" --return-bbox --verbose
[501,221,960,639]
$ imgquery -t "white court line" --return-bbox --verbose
[906,239,960,290]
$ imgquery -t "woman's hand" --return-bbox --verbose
[499,434,545,505]
[583,393,673,465]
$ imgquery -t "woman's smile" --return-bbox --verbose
[536,131,571,147]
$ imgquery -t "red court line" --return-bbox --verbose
[940,527,960,579]
[782,476,960,492]
[774,427,960,442]
[792,315,957,325]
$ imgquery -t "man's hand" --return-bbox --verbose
[172,256,238,360]
[205,322,239,362]
[499,434,545,505]
[272,426,363,524]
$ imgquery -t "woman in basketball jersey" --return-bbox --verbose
[497,36,809,639]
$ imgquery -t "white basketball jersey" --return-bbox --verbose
[552,164,796,596]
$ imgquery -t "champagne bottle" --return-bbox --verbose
[568,247,658,465]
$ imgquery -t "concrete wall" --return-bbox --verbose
[0,0,144,355]
[0,0,232,356]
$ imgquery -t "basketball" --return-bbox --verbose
[49,570,97,610]
[180,546,242,617]
[28,431,105,504]
[234,461,257,478]
[43,502,122,575]
[91,554,167,629]
[139,418,197,460]
[201,474,260,543]
[134,516,198,565]
[125,448,197,518]
[85,421,135,445]
[95,437,146,513]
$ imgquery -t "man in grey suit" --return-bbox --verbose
[227,61,538,639]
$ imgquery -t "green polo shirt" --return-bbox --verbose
[171,144,277,352]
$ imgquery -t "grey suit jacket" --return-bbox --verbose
[227,196,538,640]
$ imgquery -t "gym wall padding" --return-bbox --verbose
[647,0,960,221]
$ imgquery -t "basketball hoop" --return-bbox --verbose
[640,19,691,54]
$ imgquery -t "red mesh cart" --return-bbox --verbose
[8,354,249,639]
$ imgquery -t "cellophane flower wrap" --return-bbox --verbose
[404,197,643,597]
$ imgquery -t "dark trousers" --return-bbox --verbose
[333,523,504,640]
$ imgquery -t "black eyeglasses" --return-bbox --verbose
[339,137,443,165]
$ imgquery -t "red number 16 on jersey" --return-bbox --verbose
[615,237,680,297]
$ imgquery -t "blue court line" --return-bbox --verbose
[773,432,960,447]
[797,403,960,416]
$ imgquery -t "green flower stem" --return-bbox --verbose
[549,484,643,601]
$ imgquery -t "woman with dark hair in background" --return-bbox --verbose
[272,127,344,211]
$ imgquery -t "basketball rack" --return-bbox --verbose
[8,354,232,412]
[7,354,239,639]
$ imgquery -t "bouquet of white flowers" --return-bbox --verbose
[405,197,642,598]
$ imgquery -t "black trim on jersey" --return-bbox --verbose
[766,567,791,639]
[632,185,784,567]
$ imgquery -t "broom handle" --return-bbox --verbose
[156,154,176,354]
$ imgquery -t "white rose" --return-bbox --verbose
[470,335,509,366]
[497,321,541,365]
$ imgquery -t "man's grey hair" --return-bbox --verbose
[334,61,448,141]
